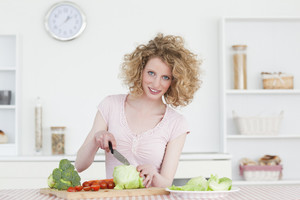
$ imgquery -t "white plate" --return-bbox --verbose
[165,187,240,199]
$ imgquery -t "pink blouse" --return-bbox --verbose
[98,94,189,178]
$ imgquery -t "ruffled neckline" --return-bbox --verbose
[120,94,169,136]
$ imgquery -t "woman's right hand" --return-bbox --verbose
[94,130,116,152]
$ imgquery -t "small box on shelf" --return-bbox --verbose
[240,165,283,181]
[240,155,282,181]
[261,72,294,90]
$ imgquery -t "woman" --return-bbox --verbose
[75,33,202,188]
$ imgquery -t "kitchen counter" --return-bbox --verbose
[1,185,300,200]
[0,152,231,161]
[0,153,232,189]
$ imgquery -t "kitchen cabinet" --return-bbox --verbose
[0,154,231,189]
[0,34,19,156]
[220,17,300,183]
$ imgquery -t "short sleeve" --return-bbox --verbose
[97,96,112,126]
[169,115,190,141]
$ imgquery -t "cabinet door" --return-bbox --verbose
[0,161,106,189]
[175,160,232,179]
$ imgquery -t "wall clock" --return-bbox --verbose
[45,2,87,41]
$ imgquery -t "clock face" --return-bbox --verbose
[45,2,86,41]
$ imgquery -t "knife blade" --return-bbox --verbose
[108,141,130,165]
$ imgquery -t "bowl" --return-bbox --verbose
[0,90,12,105]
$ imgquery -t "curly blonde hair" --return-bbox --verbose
[120,33,202,107]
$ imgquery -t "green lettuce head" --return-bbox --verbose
[186,176,208,191]
[168,174,232,191]
[113,165,144,190]
[208,175,232,191]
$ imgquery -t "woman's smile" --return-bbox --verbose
[148,87,161,95]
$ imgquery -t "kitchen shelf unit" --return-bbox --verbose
[0,34,19,155]
[220,17,300,182]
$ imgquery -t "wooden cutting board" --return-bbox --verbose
[40,187,170,199]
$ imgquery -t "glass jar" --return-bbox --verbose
[232,45,247,89]
[35,97,42,154]
[51,126,65,155]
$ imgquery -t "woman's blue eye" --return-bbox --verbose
[163,76,170,80]
[148,71,155,76]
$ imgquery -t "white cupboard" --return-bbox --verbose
[220,17,300,183]
[0,34,19,156]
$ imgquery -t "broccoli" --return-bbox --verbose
[47,159,81,190]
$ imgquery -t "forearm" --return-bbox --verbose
[151,172,173,188]
[150,133,187,188]
[75,138,99,172]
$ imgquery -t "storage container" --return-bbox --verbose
[261,72,293,89]
[233,111,284,135]
[240,164,283,181]
[51,126,65,155]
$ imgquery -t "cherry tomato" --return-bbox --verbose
[107,181,115,189]
[91,184,100,191]
[75,185,83,191]
[83,186,91,191]
[67,187,76,192]
[91,181,100,186]
[100,182,108,189]
[82,181,91,187]
[103,178,114,183]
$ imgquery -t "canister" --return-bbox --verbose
[51,126,65,155]
[232,45,247,89]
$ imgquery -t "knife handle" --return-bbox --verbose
[108,141,114,154]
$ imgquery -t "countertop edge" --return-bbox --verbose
[0,153,232,162]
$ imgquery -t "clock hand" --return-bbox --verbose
[64,16,71,23]
[59,16,72,27]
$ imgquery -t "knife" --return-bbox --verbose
[108,141,130,165]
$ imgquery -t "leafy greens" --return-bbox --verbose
[113,165,144,190]
[169,174,232,191]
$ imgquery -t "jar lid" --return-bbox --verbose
[232,45,247,50]
[51,126,66,130]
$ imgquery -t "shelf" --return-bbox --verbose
[0,67,16,71]
[226,89,300,95]
[227,135,300,139]
[0,143,15,146]
[233,180,300,186]
[221,17,300,181]
[0,105,16,109]
[0,34,18,156]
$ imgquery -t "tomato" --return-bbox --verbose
[91,184,100,191]
[100,182,108,189]
[83,186,91,191]
[107,181,115,189]
[103,178,114,183]
[91,181,100,186]
[67,187,76,192]
[82,181,91,187]
[75,185,83,191]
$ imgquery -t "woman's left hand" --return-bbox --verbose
[136,165,158,188]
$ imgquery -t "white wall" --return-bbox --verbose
[1,0,300,156]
